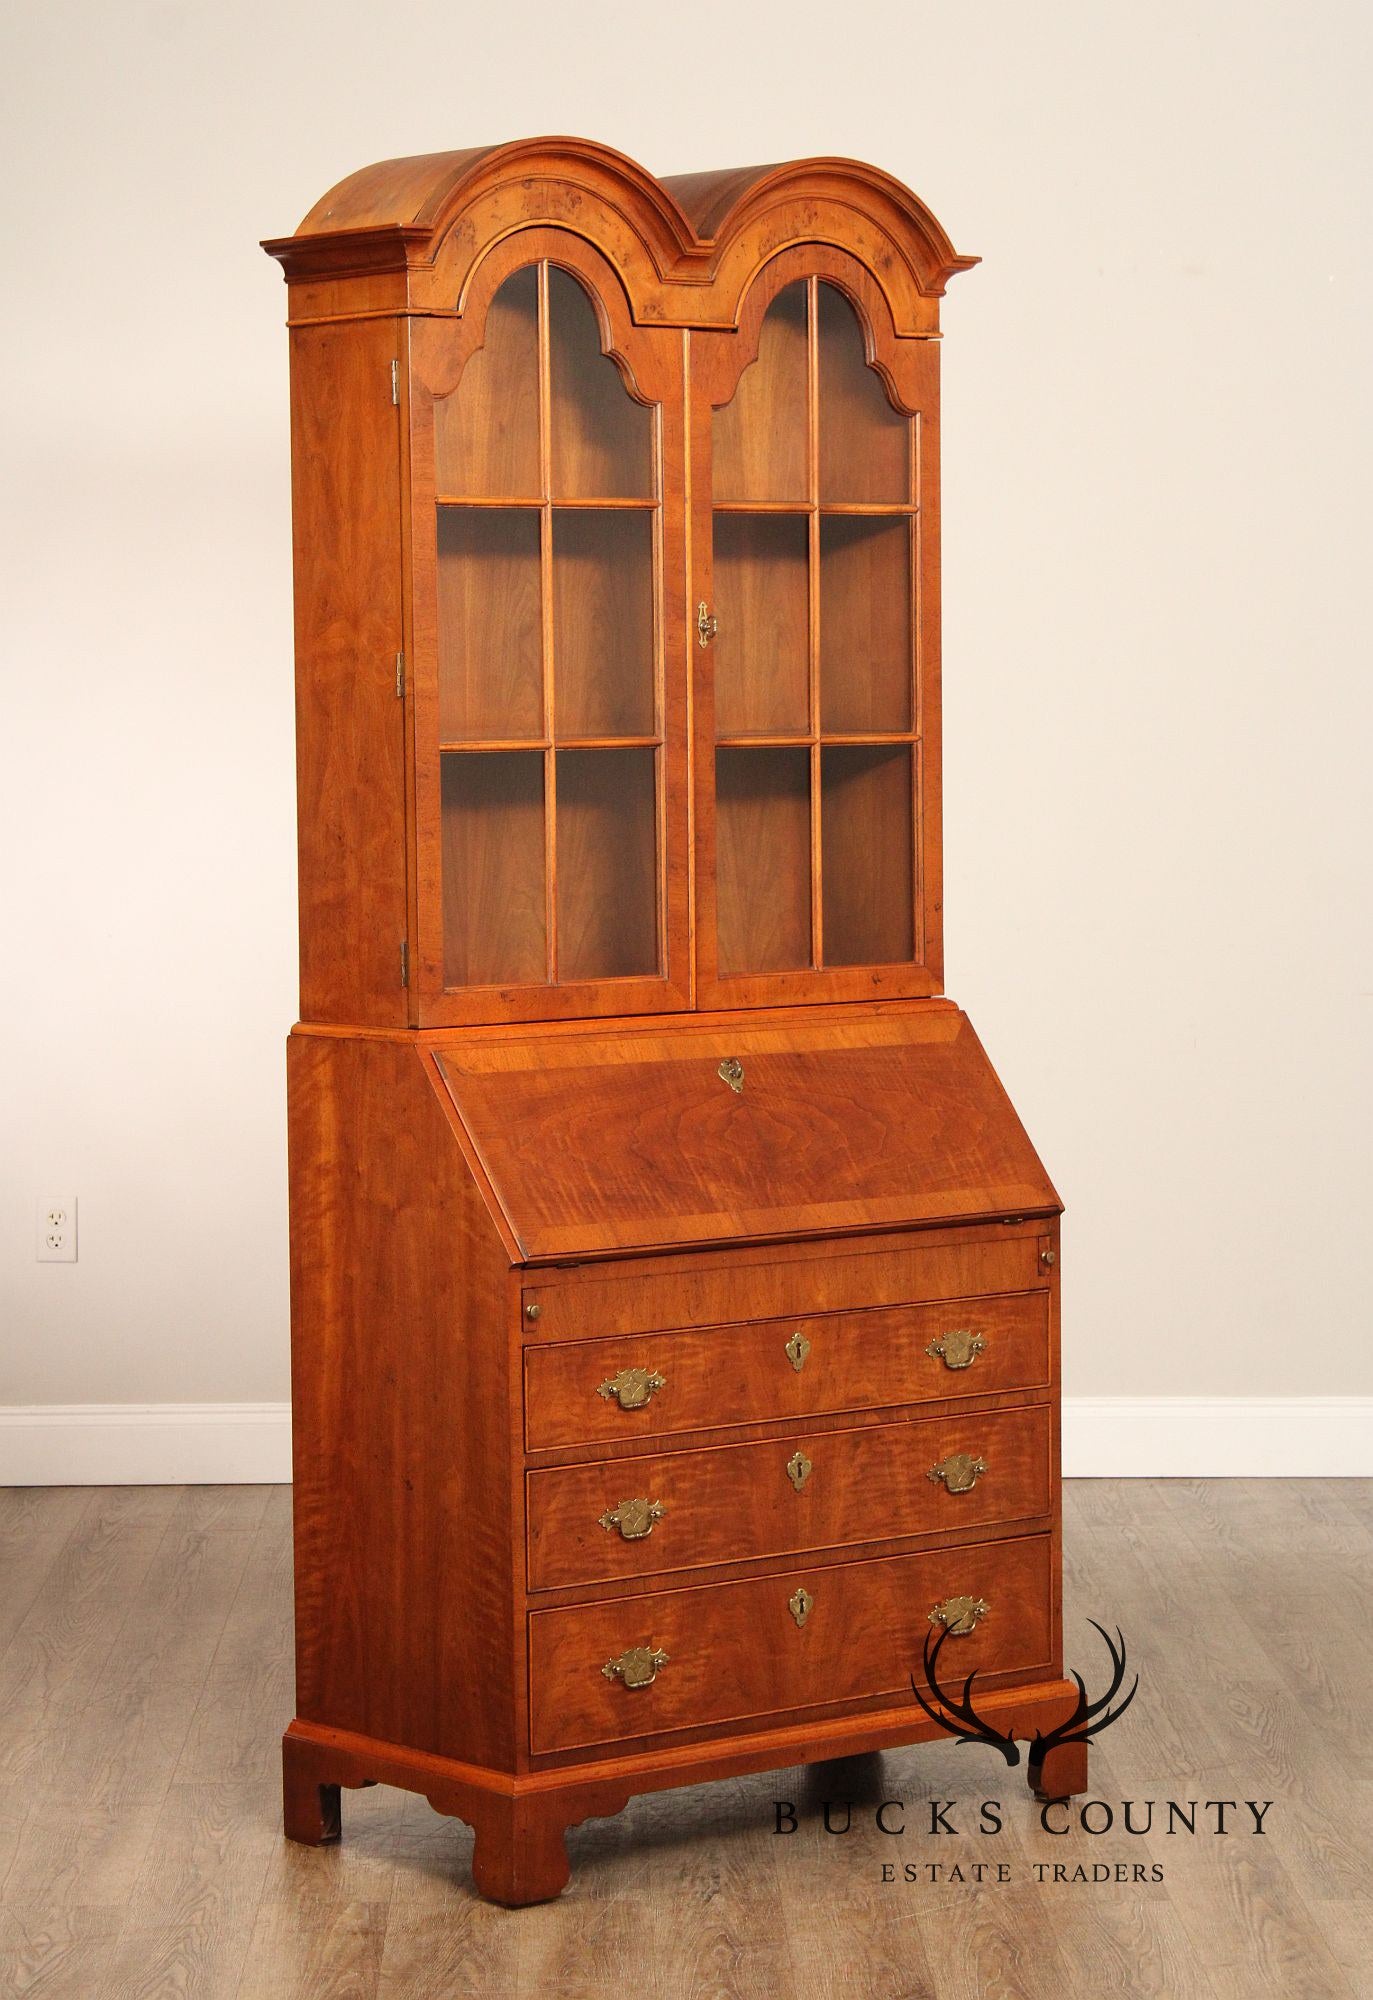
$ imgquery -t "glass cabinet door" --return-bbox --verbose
[701,272,932,996]
[413,249,686,1019]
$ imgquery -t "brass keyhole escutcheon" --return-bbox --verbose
[925,1328,986,1371]
[785,1450,813,1492]
[697,600,719,648]
[598,1496,666,1541]
[789,1586,814,1629]
[784,1330,811,1373]
[929,1595,990,1637]
[602,1645,669,1689]
[928,1452,988,1495]
[597,1366,666,1411]
[718,1057,744,1094]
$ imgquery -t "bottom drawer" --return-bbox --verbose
[528,1532,1053,1755]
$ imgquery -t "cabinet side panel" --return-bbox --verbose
[288,318,409,1025]
[288,1033,516,1769]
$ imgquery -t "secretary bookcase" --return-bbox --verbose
[265,138,1082,1906]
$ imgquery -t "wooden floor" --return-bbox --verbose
[0,1481,1368,1999]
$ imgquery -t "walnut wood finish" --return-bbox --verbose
[519,1215,1051,1335]
[269,141,1072,1908]
[527,1400,1051,1590]
[523,1289,1049,1449]
[433,1006,1058,1260]
[528,1532,1054,1756]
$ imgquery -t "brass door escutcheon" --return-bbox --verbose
[602,1644,669,1689]
[928,1452,988,1495]
[789,1586,814,1628]
[784,1330,811,1373]
[598,1496,666,1541]
[597,1366,665,1410]
[929,1595,990,1636]
[785,1450,813,1492]
[718,1057,744,1093]
[925,1328,986,1371]
[697,600,719,648]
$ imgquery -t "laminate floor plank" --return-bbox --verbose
[0,1489,93,1666]
[0,1480,1367,1998]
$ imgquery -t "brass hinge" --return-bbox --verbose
[390,358,400,406]
[395,650,405,699]
[399,939,409,987]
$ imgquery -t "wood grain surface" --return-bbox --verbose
[5,1481,1360,1997]
[434,1008,1059,1259]
[526,1401,1051,1590]
[523,1289,1050,1449]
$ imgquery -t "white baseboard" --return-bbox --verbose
[0,1397,1368,1485]
[1061,1397,1373,1477]
[0,1403,292,1485]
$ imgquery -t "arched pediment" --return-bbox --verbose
[263,136,976,337]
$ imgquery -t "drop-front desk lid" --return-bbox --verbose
[431,1004,1060,1263]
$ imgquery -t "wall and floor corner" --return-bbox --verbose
[2,0,1369,1485]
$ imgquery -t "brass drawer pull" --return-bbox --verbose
[928,1452,988,1495]
[785,1450,813,1492]
[602,1644,669,1689]
[598,1496,666,1541]
[718,1056,744,1093]
[929,1595,990,1636]
[784,1330,811,1372]
[597,1366,665,1410]
[789,1586,814,1628]
[925,1328,986,1370]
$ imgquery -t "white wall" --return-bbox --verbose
[2,1,1370,1457]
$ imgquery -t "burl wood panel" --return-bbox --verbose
[527,1400,1051,1590]
[523,1290,1050,1449]
[528,1531,1054,1754]
[288,319,408,1028]
[287,1032,516,1768]
[435,1009,1058,1259]
[522,1225,1050,1338]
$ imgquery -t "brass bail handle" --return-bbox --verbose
[929,1595,990,1637]
[598,1496,666,1541]
[928,1452,988,1495]
[602,1644,669,1689]
[926,1328,986,1371]
[597,1366,665,1411]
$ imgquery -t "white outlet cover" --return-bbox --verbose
[36,1196,77,1262]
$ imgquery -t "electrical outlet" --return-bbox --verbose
[37,1197,77,1263]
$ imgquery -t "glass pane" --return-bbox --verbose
[553,510,654,737]
[442,752,547,987]
[715,747,811,973]
[435,266,540,498]
[712,515,809,737]
[819,517,912,733]
[817,283,909,504]
[556,748,658,979]
[713,282,808,504]
[821,745,914,966]
[549,266,653,499]
[437,508,542,741]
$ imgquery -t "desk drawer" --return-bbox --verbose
[524,1290,1048,1451]
[528,1531,1053,1755]
[522,1232,1049,1341]
[527,1401,1050,1590]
